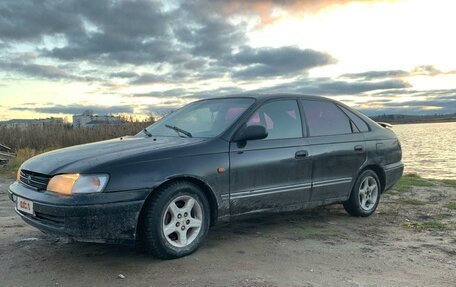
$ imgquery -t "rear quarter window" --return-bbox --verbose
[339,106,370,132]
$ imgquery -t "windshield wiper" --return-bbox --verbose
[142,128,152,137]
[165,124,192,138]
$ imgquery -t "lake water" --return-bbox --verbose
[392,122,455,179]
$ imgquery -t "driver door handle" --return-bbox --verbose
[295,150,308,159]
[354,145,364,152]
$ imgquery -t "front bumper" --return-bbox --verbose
[8,181,150,244]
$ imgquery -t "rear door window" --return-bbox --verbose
[300,100,352,136]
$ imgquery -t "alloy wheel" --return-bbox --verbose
[162,195,203,248]
[358,176,378,211]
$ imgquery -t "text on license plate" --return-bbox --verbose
[16,197,34,215]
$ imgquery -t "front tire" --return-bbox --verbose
[343,170,381,217]
[141,181,210,259]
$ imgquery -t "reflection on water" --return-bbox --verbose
[392,122,455,179]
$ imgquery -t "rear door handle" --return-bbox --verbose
[354,145,364,152]
[295,150,308,159]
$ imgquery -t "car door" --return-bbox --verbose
[229,99,312,215]
[300,99,367,201]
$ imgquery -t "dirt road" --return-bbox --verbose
[1,174,455,287]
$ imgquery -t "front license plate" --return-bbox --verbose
[16,197,34,215]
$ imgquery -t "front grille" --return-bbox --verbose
[19,169,51,190]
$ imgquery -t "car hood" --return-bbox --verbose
[21,136,207,175]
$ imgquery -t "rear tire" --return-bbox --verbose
[141,181,210,259]
[344,170,381,217]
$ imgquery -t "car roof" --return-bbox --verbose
[205,93,331,102]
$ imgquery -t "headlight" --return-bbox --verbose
[16,168,21,181]
[47,174,109,195]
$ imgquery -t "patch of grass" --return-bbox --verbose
[401,198,429,206]
[405,173,421,178]
[446,202,456,210]
[1,120,153,151]
[389,174,434,193]
[421,220,448,230]
[401,174,434,187]
[441,179,456,188]
[402,219,448,231]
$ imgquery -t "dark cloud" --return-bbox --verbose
[0,62,88,81]
[174,17,245,59]
[131,86,245,99]
[39,0,245,68]
[311,79,411,95]
[249,78,411,95]
[0,0,336,82]
[0,0,81,41]
[129,73,166,85]
[109,71,140,78]
[174,1,247,58]
[0,1,178,67]
[231,46,336,79]
[10,104,133,115]
[48,36,174,65]
[40,0,173,65]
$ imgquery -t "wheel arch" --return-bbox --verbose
[359,164,386,193]
[135,176,219,240]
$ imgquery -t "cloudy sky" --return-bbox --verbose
[1,0,455,121]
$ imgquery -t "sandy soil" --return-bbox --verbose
[0,174,455,287]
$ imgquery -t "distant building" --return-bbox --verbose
[0,117,63,129]
[0,119,30,129]
[72,110,124,128]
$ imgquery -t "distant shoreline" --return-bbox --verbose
[370,114,456,125]
[384,119,456,125]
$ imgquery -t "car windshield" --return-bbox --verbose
[138,98,255,138]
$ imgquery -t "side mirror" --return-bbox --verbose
[234,125,268,142]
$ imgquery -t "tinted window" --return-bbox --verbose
[339,106,370,132]
[247,100,302,140]
[301,100,352,136]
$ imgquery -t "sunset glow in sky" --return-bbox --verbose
[1,0,455,121]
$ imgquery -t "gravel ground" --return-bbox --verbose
[0,174,455,287]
